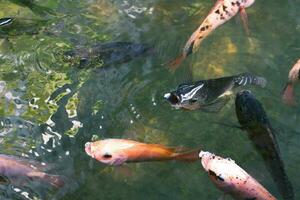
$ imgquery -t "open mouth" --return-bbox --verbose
[164,93,180,105]
[85,142,93,158]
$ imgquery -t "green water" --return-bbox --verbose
[0,0,300,199]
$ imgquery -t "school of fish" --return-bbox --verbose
[0,0,299,199]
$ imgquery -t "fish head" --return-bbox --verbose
[61,48,91,68]
[235,90,269,129]
[243,0,255,8]
[164,83,203,110]
[288,59,300,83]
[85,139,132,166]
[199,151,237,193]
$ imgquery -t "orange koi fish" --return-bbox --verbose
[85,139,200,166]
[282,59,300,105]
[168,0,255,70]
[200,151,277,200]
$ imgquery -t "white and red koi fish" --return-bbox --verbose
[0,154,64,188]
[85,139,200,166]
[168,0,255,70]
[282,59,300,105]
[199,151,277,200]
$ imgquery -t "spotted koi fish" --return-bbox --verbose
[200,151,277,200]
[168,0,255,70]
[282,59,300,105]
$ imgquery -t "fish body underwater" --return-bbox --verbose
[0,17,50,37]
[164,73,266,112]
[282,59,300,105]
[199,151,276,200]
[235,90,295,200]
[168,0,255,69]
[62,42,152,69]
[85,139,199,166]
[0,154,64,188]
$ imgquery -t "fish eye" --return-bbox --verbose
[103,154,112,159]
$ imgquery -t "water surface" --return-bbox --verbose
[0,0,300,199]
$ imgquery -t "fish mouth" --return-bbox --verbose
[164,92,181,106]
[85,142,94,158]
[199,151,213,171]
[235,90,252,108]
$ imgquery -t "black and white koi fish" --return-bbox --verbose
[168,0,255,70]
[235,90,295,200]
[164,73,266,112]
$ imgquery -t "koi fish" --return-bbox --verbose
[62,42,152,69]
[199,151,277,200]
[85,139,200,166]
[168,0,255,70]
[164,73,266,112]
[282,59,300,105]
[235,90,295,200]
[0,154,64,188]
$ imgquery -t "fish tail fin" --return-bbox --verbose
[42,174,65,188]
[173,149,201,162]
[282,83,296,105]
[234,73,267,88]
[166,54,186,71]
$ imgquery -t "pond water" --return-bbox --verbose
[0,0,300,199]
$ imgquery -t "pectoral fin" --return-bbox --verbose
[239,7,249,35]
[166,54,186,71]
[201,96,230,113]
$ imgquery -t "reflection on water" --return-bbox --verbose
[0,0,300,199]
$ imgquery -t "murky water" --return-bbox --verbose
[0,0,300,199]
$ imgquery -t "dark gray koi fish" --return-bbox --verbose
[164,73,266,112]
[235,90,295,200]
[62,42,152,69]
[168,0,255,70]
[0,154,64,188]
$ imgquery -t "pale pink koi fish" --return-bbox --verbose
[0,154,64,188]
[282,59,300,105]
[199,151,277,200]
